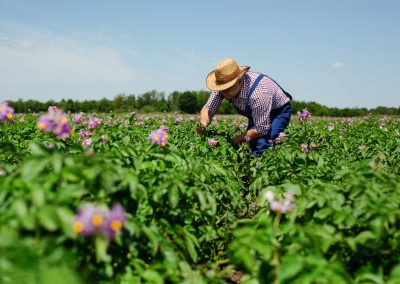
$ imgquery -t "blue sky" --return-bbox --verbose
[0,0,399,108]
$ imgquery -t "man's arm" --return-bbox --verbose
[196,91,224,134]
[196,107,212,134]
[232,128,265,144]
[199,107,211,126]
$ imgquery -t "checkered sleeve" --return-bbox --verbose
[202,91,224,118]
[250,86,273,135]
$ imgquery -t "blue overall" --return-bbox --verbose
[233,74,292,157]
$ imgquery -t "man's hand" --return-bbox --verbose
[196,122,207,135]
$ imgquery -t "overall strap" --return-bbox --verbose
[246,74,265,106]
[264,75,292,100]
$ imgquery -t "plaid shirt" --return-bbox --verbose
[203,71,291,134]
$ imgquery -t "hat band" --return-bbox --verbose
[215,68,240,85]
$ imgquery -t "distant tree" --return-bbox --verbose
[64,99,75,112]
[98,98,113,112]
[7,94,399,116]
[167,91,181,111]
[177,91,198,113]
[113,94,126,112]
[125,94,136,111]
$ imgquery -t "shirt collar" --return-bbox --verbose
[238,73,250,99]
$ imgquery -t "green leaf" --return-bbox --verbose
[184,230,199,262]
[32,189,45,207]
[355,273,384,284]
[38,206,58,232]
[141,270,164,284]
[355,231,376,244]
[390,264,400,280]
[278,255,304,281]
[13,200,28,218]
[314,207,333,219]
[95,237,110,263]
[21,159,48,181]
[41,266,83,284]
[50,153,63,174]
[55,207,74,235]
[168,186,179,208]
[142,226,159,256]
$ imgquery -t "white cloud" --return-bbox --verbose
[331,62,344,69]
[0,23,138,100]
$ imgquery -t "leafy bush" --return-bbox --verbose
[0,112,399,283]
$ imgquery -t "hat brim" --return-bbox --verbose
[206,66,250,91]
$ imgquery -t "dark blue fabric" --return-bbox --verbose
[248,102,292,156]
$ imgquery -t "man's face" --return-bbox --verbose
[220,78,243,100]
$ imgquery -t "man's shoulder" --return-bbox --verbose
[245,71,261,79]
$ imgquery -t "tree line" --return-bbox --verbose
[7,90,400,116]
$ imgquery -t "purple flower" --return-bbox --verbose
[73,114,83,124]
[72,204,107,236]
[149,129,168,147]
[37,110,72,139]
[104,204,126,239]
[72,204,125,240]
[297,108,311,121]
[79,129,91,138]
[300,143,308,153]
[87,116,102,130]
[100,135,108,142]
[208,138,218,147]
[43,141,55,149]
[159,125,168,132]
[0,102,14,121]
[82,138,92,148]
[48,105,59,112]
[175,117,183,124]
[235,123,247,132]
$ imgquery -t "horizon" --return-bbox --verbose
[8,92,399,112]
[1,0,399,109]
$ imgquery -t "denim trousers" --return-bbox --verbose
[248,102,292,156]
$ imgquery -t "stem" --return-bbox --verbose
[273,211,282,228]
[272,212,282,284]
[305,153,308,173]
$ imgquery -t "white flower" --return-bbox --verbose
[264,190,274,202]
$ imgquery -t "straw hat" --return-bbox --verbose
[206,58,250,91]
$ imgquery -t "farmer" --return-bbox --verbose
[196,58,293,156]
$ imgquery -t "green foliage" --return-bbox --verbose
[8,93,400,116]
[0,113,399,283]
[178,91,198,113]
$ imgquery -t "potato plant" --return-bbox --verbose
[0,109,399,283]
